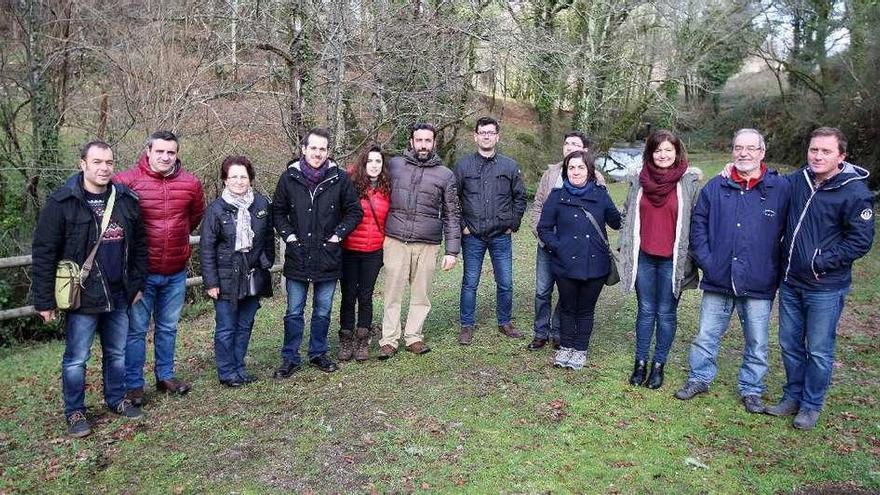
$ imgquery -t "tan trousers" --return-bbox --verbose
[380,237,440,347]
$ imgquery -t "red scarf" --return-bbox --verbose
[639,158,688,207]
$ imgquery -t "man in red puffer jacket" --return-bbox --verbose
[113,131,205,405]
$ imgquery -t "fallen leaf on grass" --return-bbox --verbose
[840,411,859,421]
[610,461,635,468]
[684,457,709,469]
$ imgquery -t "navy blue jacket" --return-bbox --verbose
[454,152,527,238]
[690,169,791,299]
[783,162,875,290]
[537,183,622,281]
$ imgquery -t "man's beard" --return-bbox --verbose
[734,160,759,173]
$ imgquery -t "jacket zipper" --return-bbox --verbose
[783,178,819,282]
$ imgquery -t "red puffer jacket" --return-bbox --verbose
[342,187,390,252]
[113,153,205,275]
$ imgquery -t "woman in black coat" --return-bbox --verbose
[537,150,621,370]
[200,156,274,387]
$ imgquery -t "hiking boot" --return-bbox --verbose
[629,359,649,386]
[675,380,709,400]
[406,341,431,355]
[554,347,574,368]
[273,360,302,379]
[309,354,339,373]
[126,387,145,407]
[498,323,523,339]
[377,344,397,360]
[114,399,144,419]
[338,328,355,361]
[645,361,665,389]
[459,325,475,345]
[354,327,371,361]
[566,350,588,370]
[156,378,191,395]
[66,411,91,438]
[238,372,259,384]
[742,395,765,414]
[527,336,548,351]
[793,409,821,430]
[765,398,800,417]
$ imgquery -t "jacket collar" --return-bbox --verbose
[803,161,870,192]
[135,152,182,180]
[403,149,443,168]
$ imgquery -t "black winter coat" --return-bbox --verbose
[454,152,527,238]
[30,174,148,313]
[200,193,275,300]
[272,160,363,282]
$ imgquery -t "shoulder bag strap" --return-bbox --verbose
[80,185,117,282]
[580,207,609,249]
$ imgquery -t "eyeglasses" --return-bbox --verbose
[476,131,498,137]
[733,145,763,153]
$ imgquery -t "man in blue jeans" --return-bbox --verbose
[764,127,874,430]
[31,141,148,437]
[527,131,590,350]
[454,116,527,345]
[674,129,791,414]
[272,128,362,376]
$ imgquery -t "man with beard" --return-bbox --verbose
[675,129,791,414]
[454,116,527,345]
[378,123,461,358]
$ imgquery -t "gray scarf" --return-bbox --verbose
[221,187,255,252]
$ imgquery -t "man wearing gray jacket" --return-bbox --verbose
[378,123,461,358]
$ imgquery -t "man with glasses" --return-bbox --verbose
[454,116,527,345]
[675,129,791,414]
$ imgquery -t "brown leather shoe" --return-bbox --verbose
[354,327,371,361]
[126,387,145,407]
[156,378,191,395]
[498,323,524,339]
[377,344,397,360]
[405,341,431,354]
[458,325,474,345]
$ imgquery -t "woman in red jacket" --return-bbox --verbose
[338,144,391,361]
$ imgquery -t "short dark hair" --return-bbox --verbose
[563,131,591,149]
[561,149,596,184]
[80,140,112,160]
[410,122,436,140]
[301,127,332,147]
[810,127,847,154]
[474,116,500,133]
[644,129,687,169]
[220,155,255,181]
[147,130,179,150]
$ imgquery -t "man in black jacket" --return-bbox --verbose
[454,117,527,345]
[31,141,148,437]
[272,128,363,376]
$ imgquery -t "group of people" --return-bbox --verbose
[30,120,873,439]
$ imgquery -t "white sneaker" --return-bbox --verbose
[554,347,574,368]
[566,350,588,370]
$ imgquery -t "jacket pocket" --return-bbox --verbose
[320,241,343,273]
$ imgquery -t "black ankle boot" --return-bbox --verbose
[646,361,665,389]
[629,359,648,386]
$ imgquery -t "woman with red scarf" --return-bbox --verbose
[618,130,702,389]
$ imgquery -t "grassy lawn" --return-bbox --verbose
[1,153,877,494]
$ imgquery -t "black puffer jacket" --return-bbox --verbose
[384,150,461,255]
[272,160,363,282]
[200,193,275,300]
[31,174,148,313]
[454,152,527,238]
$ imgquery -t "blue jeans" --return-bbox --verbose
[281,279,337,363]
[533,246,560,339]
[687,292,772,396]
[126,270,187,389]
[214,296,261,381]
[460,233,513,326]
[778,283,849,411]
[63,293,128,417]
[634,251,680,363]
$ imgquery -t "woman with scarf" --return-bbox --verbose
[337,144,391,362]
[537,150,621,370]
[619,130,702,389]
[200,156,274,387]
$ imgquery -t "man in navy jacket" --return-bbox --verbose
[675,129,791,414]
[764,127,875,430]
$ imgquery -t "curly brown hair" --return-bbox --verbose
[349,144,391,198]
